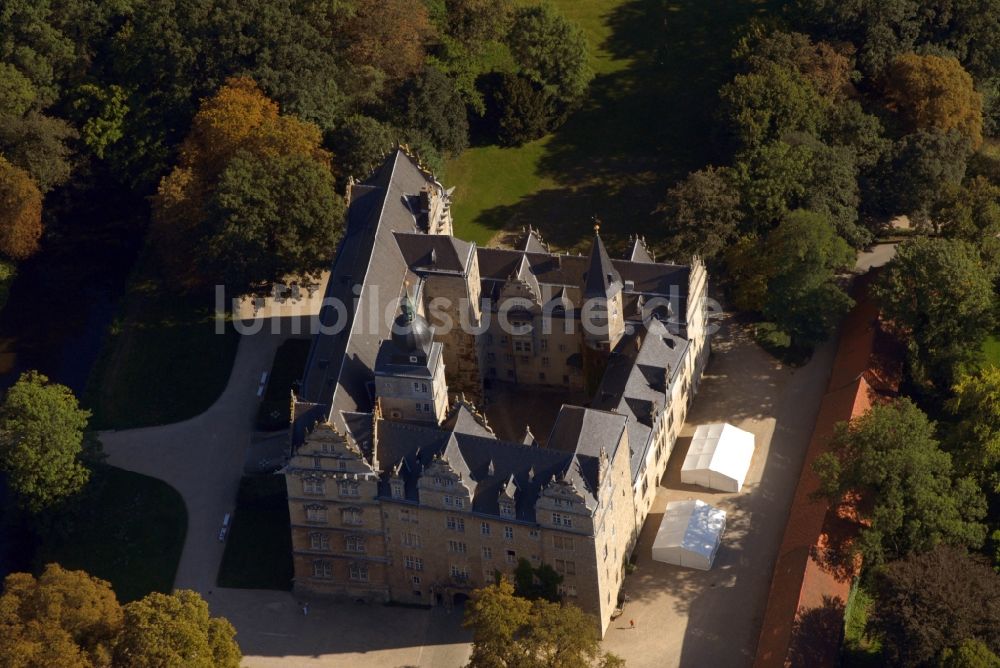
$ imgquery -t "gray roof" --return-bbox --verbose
[584,231,624,299]
[592,318,689,481]
[299,150,438,429]
[627,236,654,263]
[394,232,474,275]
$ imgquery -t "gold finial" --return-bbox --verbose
[592,215,601,235]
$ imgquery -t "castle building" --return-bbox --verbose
[284,149,710,635]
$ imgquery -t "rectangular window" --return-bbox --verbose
[482,546,493,560]
[444,495,453,506]
[506,550,516,564]
[313,456,322,469]
[402,532,421,547]
[448,540,467,554]
[306,506,327,523]
[446,516,465,532]
[481,522,491,536]
[310,533,330,551]
[552,513,573,528]
[404,556,424,571]
[499,501,515,518]
[558,584,578,597]
[503,526,513,540]
[338,481,359,497]
[450,565,469,581]
[553,535,574,551]
[303,478,324,495]
[341,508,362,526]
[390,481,404,499]
[312,560,332,578]
[541,357,550,367]
[487,352,496,362]
[529,529,540,540]
[349,563,369,582]
[399,508,418,524]
[555,559,576,575]
[540,339,548,351]
[345,535,365,553]
[337,460,347,471]
[415,402,423,412]
[454,497,465,509]
[412,381,421,392]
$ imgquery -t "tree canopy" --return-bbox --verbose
[813,399,987,570]
[0,370,90,513]
[0,156,43,260]
[868,546,1000,666]
[875,237,996,390]
[464,578,623,668]
[0,564,123,668]
[657,166,743,261]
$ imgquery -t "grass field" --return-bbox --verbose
[216,475,293,590]
[86,250,240,430]
[842,581,883,667]
[445,0,779,250]
[35,466,187,603]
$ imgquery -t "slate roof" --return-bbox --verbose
[394,232,474,275]
[627,236,654,263]
[583,230,624,299]
[299,150,438,430]
[592,318,689,481]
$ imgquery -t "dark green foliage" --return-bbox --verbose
[756,210,855,349]
[657,166,744,261]
[506,3,591,118]
[813,399,987,571]
[868,546,1000,667]
[0,110,76,193]
[479,71,557,146]
[396,66,469,155]
[328,114,398,181]
[881,130,974,221]
[875,237,996,391]
[512,558,563,602]
[204,150,344,292]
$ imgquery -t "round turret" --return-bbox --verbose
[392,294,433,355]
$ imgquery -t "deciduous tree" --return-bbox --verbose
[885,53,984,149]
[657,166,744,261]
[813,399,987,570]
[0,564,123,668]
[345,0,434,83]
[948,366,1000,494]
[114,590,241,668]
[0,370,90,513]
[397,66,469,155]
[875,237,996,390]
[0,156,43,260]
[868,546,1000,666]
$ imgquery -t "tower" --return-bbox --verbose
[373,291,449,424]
[581,225,625,391]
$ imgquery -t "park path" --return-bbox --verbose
[99,324,296,594]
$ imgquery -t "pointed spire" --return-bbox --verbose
[584,218,623,299]
[522,426,536,446]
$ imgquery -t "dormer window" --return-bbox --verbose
[499,500,515,519]
[390,480,404,499]
[409,356,418,363]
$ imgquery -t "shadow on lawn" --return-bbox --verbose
[475,0,781,248]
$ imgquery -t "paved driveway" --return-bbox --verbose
[601,315,838,668]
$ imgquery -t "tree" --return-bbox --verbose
[813,399,987,571]
[329,114,398,181]
[799,139,868,248]
[344,0,434,83]
[443,0,513,48]
[397,66,469,155]
[875,237,996,390]
[733,140,813,229]
[464,578,622,668]
[0,156,43,260]
[0,62,37,118]
[478,71,557,146]
[932,176,1000,260]
[883,129,972,221]
[0,110,76,193]
[657,166,744,261]
[465,578,532,668]
[868,546,1000,666]
[885,53,984,149]
[513,558,562,602]
[736,30,856,102]
[757,209,855,349]
[506,4,592,117]
[0,564,123,668]
[940,639,1000,668]
[948,366,1000,494]
[720,62,828,149]
[152,77,336,290]
[0,371,90,513]
[114,590,241,668]
[0,0,75,108]
[203,150,344,290]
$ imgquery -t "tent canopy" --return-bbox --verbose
[681,422,755,492]
[651,499,726,570]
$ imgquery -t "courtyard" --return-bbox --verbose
[602,313,838,667]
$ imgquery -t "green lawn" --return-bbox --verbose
[216,475,293,590]
[86,251,240,430]
[842,581,883,667]
[256,338,312,431]
[35,466,187,603]
[445,0,780,249]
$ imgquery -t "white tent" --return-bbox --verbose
[681,423,755,493]
[651,500,726,570]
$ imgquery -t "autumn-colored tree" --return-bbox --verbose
[0,156,43,260]
[152,77,339,290]
[114,590,241,668]
[0,564,124,668]
[884,53,984,149]
[345,0,434,83]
